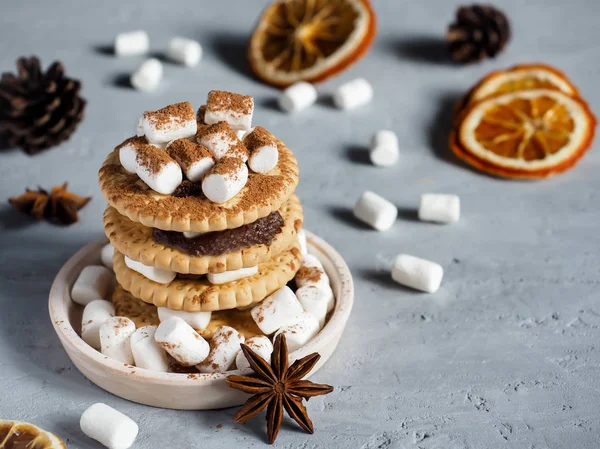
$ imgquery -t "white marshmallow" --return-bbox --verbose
[137,157,182,195]
[235,335,273,371]
[275,312,320,352]
[71,265,113,306]
[157,307,212,330]
[81,300,116,350]
[196,122,249,161]
[295,254,330,290]
[244,126,279,174]
[391,254,444,293]
[130,58,162,92]
[114,30,149,57]
[167,37,203,67]
[298,229,308,257]
[333,78,373,110]
[136,117,145,137]
[154,317,210,366]
[207,265,258,285]
[80,403,139,449]
[296,285,333,327]
[124,256,176,284]
[118,138,140,174]
[353,190,398,231]
[202,157,248,203]
[166,139,215,182]
[204,90,254,131]
[419,194,460,223]
[251,286,304,335]
[279,82,317,113]
[370,130,399,167]
[197,326,245,373]
[99,317,136,364]
[141,102,197,146]
[130,326,170,372]
[101,243,115,269]
[183,231,201,239]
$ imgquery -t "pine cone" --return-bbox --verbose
[0,56,86,155]
[447,4,511,64]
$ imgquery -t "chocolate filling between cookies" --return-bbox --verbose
[153,211,285,256]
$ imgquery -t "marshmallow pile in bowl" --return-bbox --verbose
[119,91,278,203]
[69,230,335,374]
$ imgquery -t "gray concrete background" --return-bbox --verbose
[1,0,599,447]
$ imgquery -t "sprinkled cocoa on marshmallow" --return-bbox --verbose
[196,121,249,162]
[117,136,147,173]
[167,138,215,182]
[196,105,206,124]
[135,144,182,195]
[202,156,248,203]
[204,90,254,131]
[140,102,197,147]
[244,126,279,174]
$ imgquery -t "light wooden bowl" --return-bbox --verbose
[49,230,353,410]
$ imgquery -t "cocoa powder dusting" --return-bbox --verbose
[207,91,253,115]
[167,139,213,168]
[209,157,245,178]
[244,126,276,153]
[135,144,174,175]
[297,266,322,283]
[145,102,195,130]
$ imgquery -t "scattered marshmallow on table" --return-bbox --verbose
[419,194,460,224]
[279,82,317,113]
[275,311,320,352]
[333,78,373,110]
[80,403,139,449]
[167,138,215,182]
[244,126,279,173]
[196,121,249,161]
[130,58,162,92]
[391,254,444,293]
[167,37,202,67]
[235,335,273,371]
[202,157,248,204]
[370,130,399,167]
[140,102,197,146]
[157,307,211,330]
[207,265,258,285]
[197,326,245,373]
[81,300,116,350]
[296,285,332,327]
[99,317,136,364]
[204,90,254,131]
[130,325,170,372]
[298,229,308,257]
[155,316,210,366]
[295,254,330,290]
[251,286,304,335]
[71,265,113,306]
[125,256,176,284]
[114,30,149,57]
[353,190,398,231]
[101,243,115,269]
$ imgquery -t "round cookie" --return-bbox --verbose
[104,195,303,275]
[98,138,299,232]
[113,246,302,312]
[111,284,263,339]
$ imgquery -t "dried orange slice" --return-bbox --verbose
[248,0,376,87]
[0,420,66,449]
[457,64,580,115]
[452,89,596,179]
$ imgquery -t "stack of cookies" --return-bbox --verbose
[92,91,334,373]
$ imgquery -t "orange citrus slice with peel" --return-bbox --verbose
[452,89,596,179]
[0,420,66,449]
[455,64,581,118]
[248,0,376,87]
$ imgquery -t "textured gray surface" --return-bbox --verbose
[1,0,600,447]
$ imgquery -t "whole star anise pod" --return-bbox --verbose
[0,56,86,155]
[9,182,91,225]
[447,4,511,64]
[226,334,334,444]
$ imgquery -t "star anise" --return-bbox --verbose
[9,182,91,225]
[226,334,334,444]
